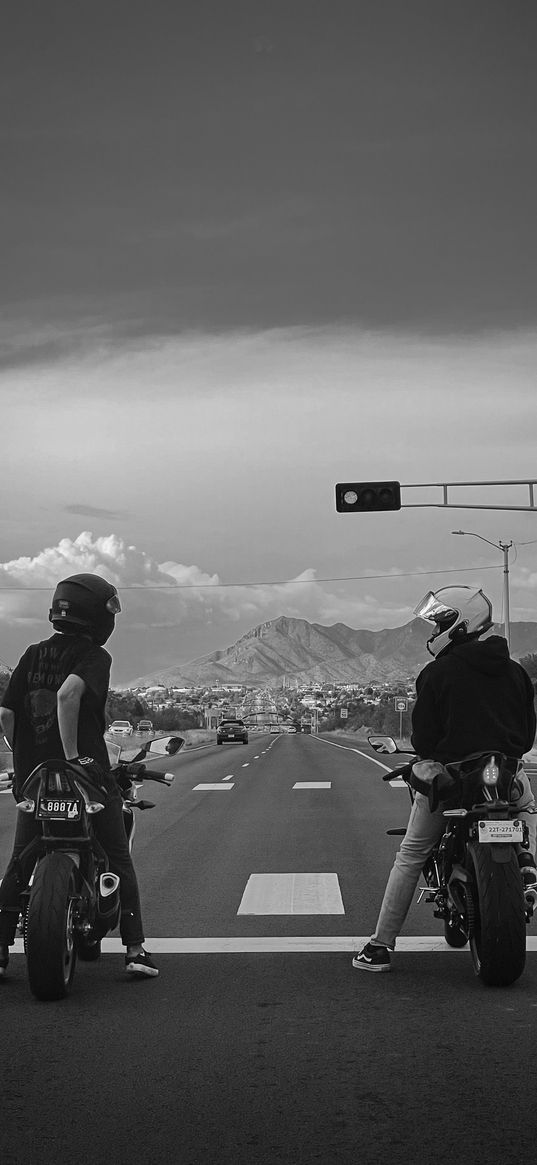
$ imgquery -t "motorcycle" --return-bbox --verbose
[369,735,535,987]
[10,734,183,1001]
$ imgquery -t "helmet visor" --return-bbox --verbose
[105,592,121,615]
[413,592,457,625]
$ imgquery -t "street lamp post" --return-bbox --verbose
[452,531,513,652]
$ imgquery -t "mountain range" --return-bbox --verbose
[128,615,537,689]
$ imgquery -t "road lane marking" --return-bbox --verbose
[222,775,234,780]
[237,873,345,915]
[192,783,234,791]
[311,736,392,772]
[293,782,332,789]
[242,763,250,768]
[10,936,537,954]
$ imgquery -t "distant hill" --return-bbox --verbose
[128,615,537,688]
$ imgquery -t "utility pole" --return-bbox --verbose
[452,532,513,651]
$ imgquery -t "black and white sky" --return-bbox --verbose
[2,0,537,683]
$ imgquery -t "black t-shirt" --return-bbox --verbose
[1,632,111,790]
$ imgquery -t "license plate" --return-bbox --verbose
[478,820,523,843]
[228,734,235,739]
[37,797,82,821]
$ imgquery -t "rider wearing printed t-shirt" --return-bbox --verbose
[0,574,158,980]
[353,585,537,973]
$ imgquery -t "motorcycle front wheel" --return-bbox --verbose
[467,842,526,987]
[25,852,78,1000]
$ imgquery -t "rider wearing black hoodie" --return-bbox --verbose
[353,586,537,973]
[411,634,536,763]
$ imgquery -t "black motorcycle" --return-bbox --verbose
[13,735,183,1000]
[369,735,535,987]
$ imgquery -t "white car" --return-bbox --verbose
[108,720,133,736]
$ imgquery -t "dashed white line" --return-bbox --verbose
[192,783,234,791]
[238,873,345,915]
[293,782,332,789]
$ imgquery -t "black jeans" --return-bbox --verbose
[0,785,145,947]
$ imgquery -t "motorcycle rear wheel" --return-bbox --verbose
[467,842,526,987]
[25,853,78,1000]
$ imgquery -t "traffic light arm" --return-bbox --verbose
[400,479,537,512]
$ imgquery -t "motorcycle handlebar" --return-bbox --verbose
[112,762,175,786]
[382,763,414,782]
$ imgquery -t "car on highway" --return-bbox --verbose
[269,725,281,734]
[216,718,249,745]
[107,720,133,736]
[137,719,154,734]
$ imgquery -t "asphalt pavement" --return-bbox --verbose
[2,732,537,1165]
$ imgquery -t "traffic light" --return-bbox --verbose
[335,481,401,512]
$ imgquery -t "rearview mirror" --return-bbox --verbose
[368,735,398,755]
[145,736,185,756]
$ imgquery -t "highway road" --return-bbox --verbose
[2,733,537,1164]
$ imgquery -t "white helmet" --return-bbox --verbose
[414,585,493,658]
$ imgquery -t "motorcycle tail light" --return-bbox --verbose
[86,802,105,814]
[17,799,35,813]
[482,756,500,786]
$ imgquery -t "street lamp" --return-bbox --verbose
[451,531,513,651]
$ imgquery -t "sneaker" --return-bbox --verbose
[352,942,391,972]
[125,948,159,978]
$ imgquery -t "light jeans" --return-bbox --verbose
[372,772,537,950]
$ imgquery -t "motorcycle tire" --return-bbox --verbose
[443,918,468,948]
[467,842,526,987]
[25,853,78,1000]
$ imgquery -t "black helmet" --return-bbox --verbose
[49,574,121,645]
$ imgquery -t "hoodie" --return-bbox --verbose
[411,635,536,762]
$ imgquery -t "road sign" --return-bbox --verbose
[340,708,348,719]
[394,698,408,712]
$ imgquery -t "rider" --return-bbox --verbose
[0,573,158,980]
[353,584,537,972]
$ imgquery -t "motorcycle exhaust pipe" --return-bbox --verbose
[97,872,121,926]
[100,872,120,898]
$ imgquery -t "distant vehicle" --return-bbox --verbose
[269,725,281,734]
[217,718,248,745]
[137,719,153,734]
[287,727,297,734]
[107,720,133,736]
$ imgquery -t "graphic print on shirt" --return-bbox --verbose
[23,640,72,744]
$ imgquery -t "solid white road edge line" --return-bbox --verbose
[312,735,392,772]
[10,936,537,954]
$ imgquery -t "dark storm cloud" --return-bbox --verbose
[2,0,537,343]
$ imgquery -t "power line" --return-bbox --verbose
[0,563,501,592]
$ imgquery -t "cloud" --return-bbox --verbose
[0,532,415,637]
[64,504,130,520]
[1,530,535,681]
